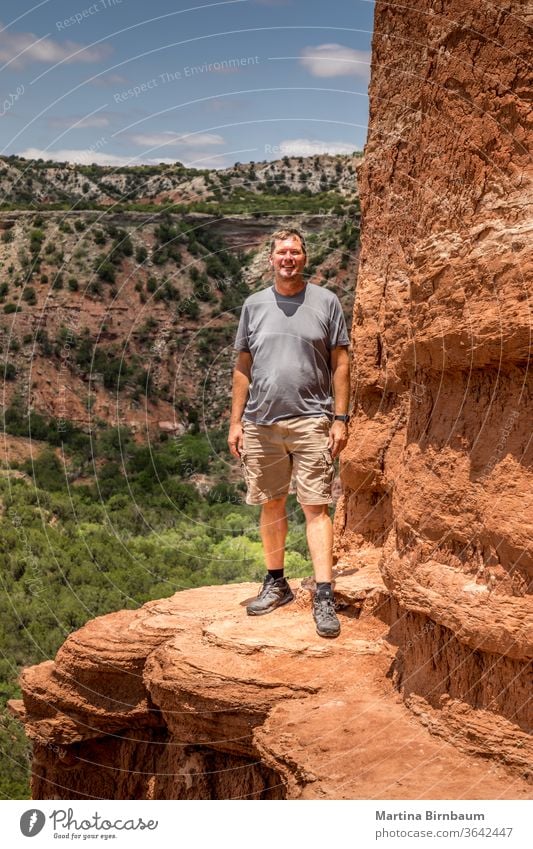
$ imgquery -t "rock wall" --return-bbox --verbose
[335,0,532,769]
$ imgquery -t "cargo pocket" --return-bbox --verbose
[321,450,335,495]
[240,451,251,489]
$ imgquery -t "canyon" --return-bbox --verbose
[9,0,532,798]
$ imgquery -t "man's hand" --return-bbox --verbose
[228,422,244,458]
[328,420,348,459]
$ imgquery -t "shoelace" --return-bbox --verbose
[315,595,336,615]
[259,577,278,597]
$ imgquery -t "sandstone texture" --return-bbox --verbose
[9,576,530,799]
[335,0,532,771]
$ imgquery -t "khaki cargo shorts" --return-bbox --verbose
[240,415,334,505]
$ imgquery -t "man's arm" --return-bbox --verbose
[228,351,252,458]
[329,345,350,458]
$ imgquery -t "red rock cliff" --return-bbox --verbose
[8,578,532,798]
[335,0,532,772]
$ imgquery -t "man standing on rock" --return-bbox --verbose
[228,228,350,637]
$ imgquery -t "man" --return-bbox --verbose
[228,228,350,638]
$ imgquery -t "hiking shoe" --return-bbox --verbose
[246,575,294,616]
[313,591,340,638]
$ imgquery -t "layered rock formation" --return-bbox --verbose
[335,0,532,773]
[9,574,531,799]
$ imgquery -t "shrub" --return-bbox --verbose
[23,449,66,490]
[207,482,242,505]
[22,287,36,305]
[3,362,16,380]
[135,246,148,264]
[136,316,158,342]
[177,297,199,319]
[174,433,212,476]
[29,229,45,254]
[120,235,134,257]
[36,329,53,356]
[95,259,116,283]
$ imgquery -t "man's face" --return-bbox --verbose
[269,236,306,281]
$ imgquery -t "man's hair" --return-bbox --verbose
[269,228,307,256]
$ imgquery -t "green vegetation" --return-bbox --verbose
[0,420,312,799]
[22,287,36,305]
[125,191,352,217]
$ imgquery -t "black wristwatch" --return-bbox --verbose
[334,414,350,423]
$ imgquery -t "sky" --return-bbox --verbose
[0,0,375,169]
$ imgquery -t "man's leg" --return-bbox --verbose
[288,416,340,636]
[301,501,340,638]
[247,495,294,616]
[260,495,288,573]
[300,503,333,581]
[241,421,294,616]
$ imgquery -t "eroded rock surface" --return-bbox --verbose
[335,0,532,771]
[9,578,530,799]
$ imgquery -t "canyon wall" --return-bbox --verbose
[335,0,532,769]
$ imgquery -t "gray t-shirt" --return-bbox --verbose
[234,283,349,424]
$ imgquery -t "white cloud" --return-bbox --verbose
[274,138,357,157]
[0,22,111,69]
[18,147,176,167]
[48,115,110,129]
[300,43,370,79]
[180,151,231,169]
[129,132,225,149]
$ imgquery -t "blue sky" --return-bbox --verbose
[0,0,374,168]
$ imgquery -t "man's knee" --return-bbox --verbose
[301,503,330,522]
[261,495,287,516]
